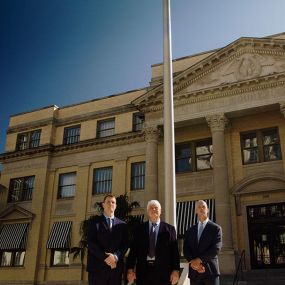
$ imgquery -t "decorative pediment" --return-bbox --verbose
[133,36,285,112]
[0,204,35,222]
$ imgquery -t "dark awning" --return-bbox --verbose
[0,223,29,250]
[47,221,72,249]
[176,199,215,237]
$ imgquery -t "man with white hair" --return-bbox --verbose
[183,200,222,285]
[126,200,180,285]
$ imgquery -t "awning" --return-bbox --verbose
[176,199,215,237]
[131,214,144,223]
[0,223,29,250]
[47,221,72,249]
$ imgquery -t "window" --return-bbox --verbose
[241,128,282,164]
[63,125,80,145]
[131,162,145,190]
[16,129,41,150]
[175,139,213,173]
[97,119,115,138]
[93,167,112,194]
[133,113,144,132]
[47,221,72,266]
[8,176,35,202]
[51,249,69,266]
[0,251,25,267]
[58,172,76,198]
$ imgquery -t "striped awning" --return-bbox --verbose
[176,199,215,237]
[47,221,72,249]
[0,223,29,250]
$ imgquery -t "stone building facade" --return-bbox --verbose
[0,32,285,284]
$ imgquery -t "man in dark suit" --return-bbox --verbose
[126,200,180,285]
[183,200,222,285]
[87,194,128,285]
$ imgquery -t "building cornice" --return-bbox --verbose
[133,37,285,111]
[139,71,285,113]
[0,132,144,163]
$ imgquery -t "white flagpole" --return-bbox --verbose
[163,0,176,227]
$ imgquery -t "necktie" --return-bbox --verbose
[148,223,156,258]
[107,218,112,230]
[198,222,203,241]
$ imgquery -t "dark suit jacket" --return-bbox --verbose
[87,215,128,273]
[126,221,180,283]
[183,220,222,280]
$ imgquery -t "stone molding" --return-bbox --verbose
[280,101,285,117]
[0,132,144,163]
[133,37,285,112]
[142,126,160,143]
[206,113,228,132]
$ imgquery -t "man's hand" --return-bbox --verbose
[127,269,136,283]
[170,270,179,285]
[190,257,205,273]
[104,252,117,269]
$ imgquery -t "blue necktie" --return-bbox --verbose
[198,223,204,241]
[148,223,156,258]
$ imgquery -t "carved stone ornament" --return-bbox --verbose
[280,102,285,118]
[142,126,160,142]
[206,113,229,132]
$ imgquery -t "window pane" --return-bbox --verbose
[97,119,115,138]
[64,126,80,145]
[131,162,145,190]
[176,145,192,172]
[242,133,257,148]
[197,154,212,170]
[1,252,12,267]
[52,250,69,266]
[263,130,279,145]
[30,130,41,148]
[23,176,34,201]
[17,133,28,150]
[93,167,112,194]
[243,149,259,164]
[58,172,76,198]
[14,251,25,266]
[264,145,281,161]
[133,113,144,131]
[196,144,213,155]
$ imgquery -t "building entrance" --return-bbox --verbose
[247,202,285,269]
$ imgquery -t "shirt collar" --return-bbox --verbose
[199,218,209,226]
[104,214,115,220]
[149,219,160,227]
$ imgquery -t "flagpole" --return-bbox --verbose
[163,0,176,227]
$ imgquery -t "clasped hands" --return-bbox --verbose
[190,258,205,273]
[104,252,117,269]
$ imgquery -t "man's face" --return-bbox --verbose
[103,196,116,217]
[195,201,209,221]
[147,203,161,222]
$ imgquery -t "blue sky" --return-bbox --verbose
[1,0,285,156]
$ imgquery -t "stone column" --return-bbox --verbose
[279,102,285,174]
[143,126,159,211]
[206,113,235,274]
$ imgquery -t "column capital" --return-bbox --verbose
[143,126,160,143]
[280,102,285,118]
[206,113,229,132]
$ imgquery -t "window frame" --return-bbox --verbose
[131,161,145,190]
[132,113,145,132]
[175,138,213,173]
[240,127,282,165]
[16,129,41,151]
[63,125,81,145]
[8,176,35,203]
[50,249,70,267]
[57,172,76,199]
[0,250,26,267]
[96,118,115,138]
[92,167,113,195]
